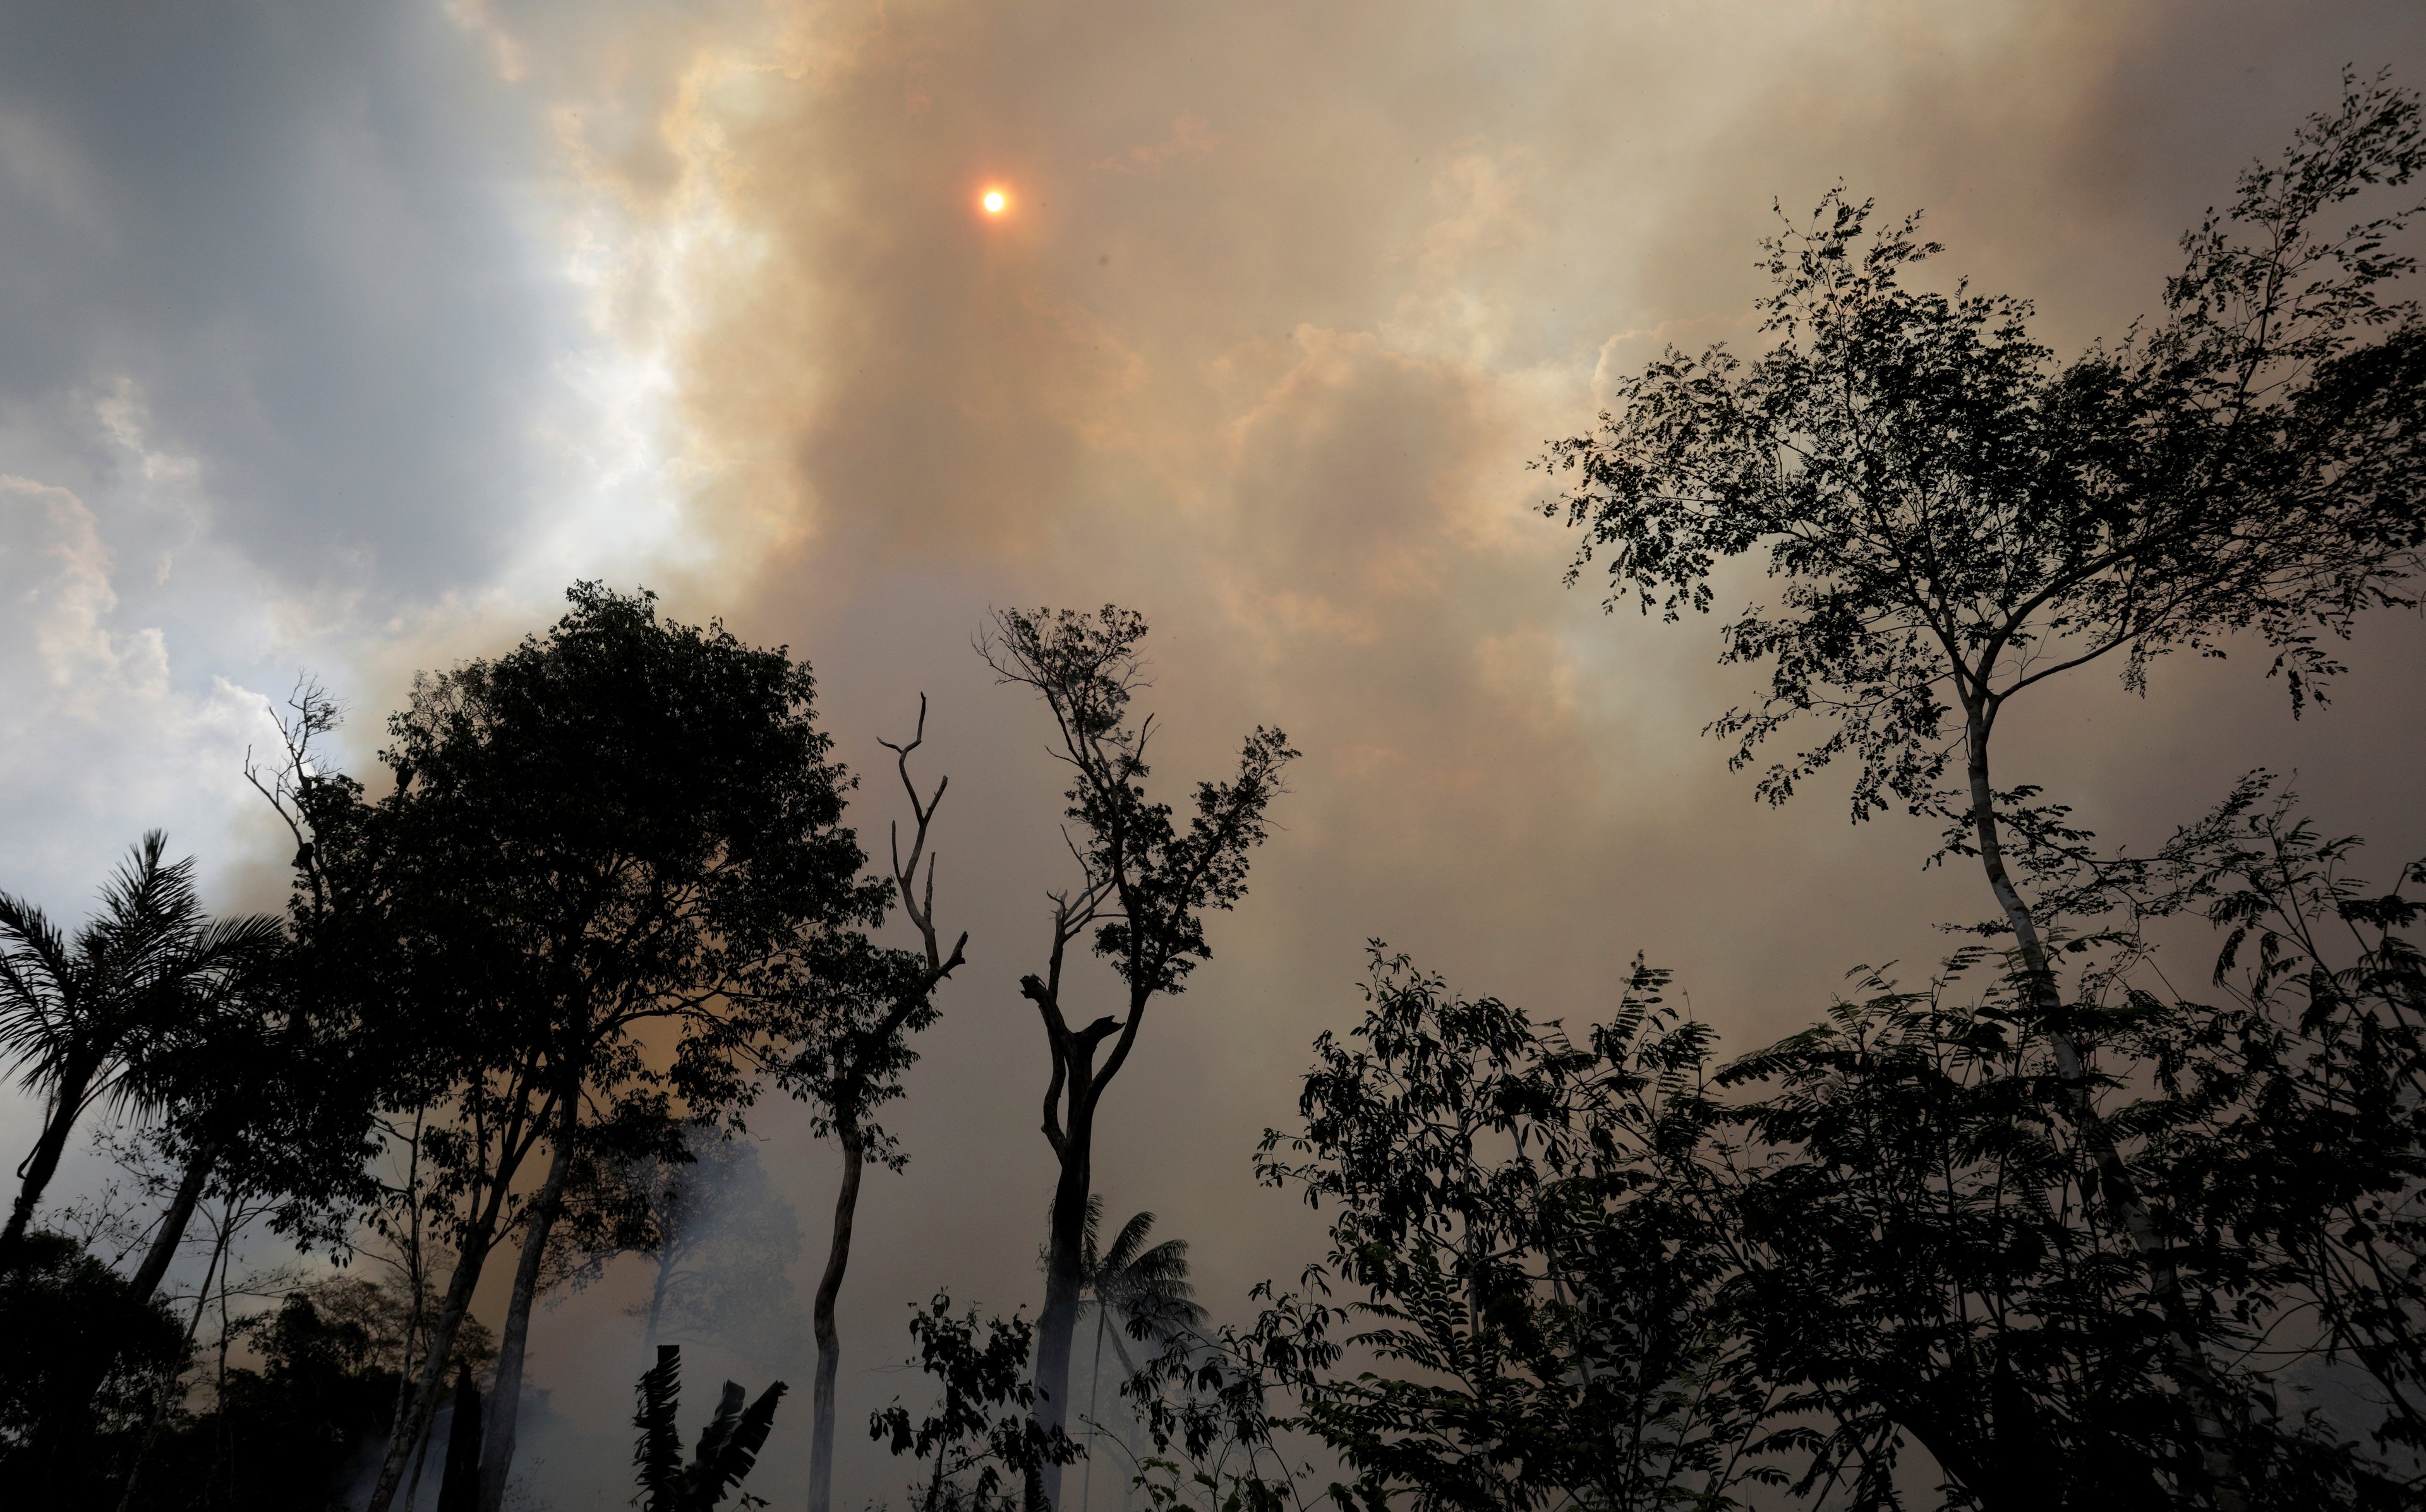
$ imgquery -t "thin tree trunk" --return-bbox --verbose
[128,1137,220,1303]
[370,1082,554,1512]
[645,1248,674,1346]
[809,1119,867,1512]
[1082,1306,1107,1512]
[3,1057,98,1256]
[392,1105,431,1461]
[476,1093,579,1512]
[1964,721,2248,1511]
[109,1185,238,1511]
[1099,1326,1144,1512]
[926,1390,951,1512]
[369,1170,516,1512]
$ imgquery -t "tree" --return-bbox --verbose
[0,1230,186,1496]
[1713,961,2180,1509]
[773,696,969,1512]
[328,583,886,1512]
[2109,781,2426,1500]
[118,922,375,1311]
[872,1293,1082,1512]
[1071,1199,1205,1512]
[0,832,284,1261]
[1540,75,2426,1508]
[1237,949,1772,1512]
[982,606,1295,1509]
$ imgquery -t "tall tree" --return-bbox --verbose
[1541,75,2426,1508]
[0,833,283,1262]
[327,583,886,1512]
[773,695,967,1512]
[982,606,1295,1509]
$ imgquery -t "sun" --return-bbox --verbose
[981,188,1008,215]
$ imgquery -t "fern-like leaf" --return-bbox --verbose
[634,1344,684,1512]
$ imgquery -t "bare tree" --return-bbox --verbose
[775,696,969,1512]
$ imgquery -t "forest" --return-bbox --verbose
[3,73,2425,1512]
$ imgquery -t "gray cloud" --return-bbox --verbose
[0,1,569,592]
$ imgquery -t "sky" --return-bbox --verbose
[4,2,2425,1506]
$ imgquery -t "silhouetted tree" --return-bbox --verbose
[872,1293,1082,1512]
[0,834,284,1262]
[982,606,1294,1509]
[1713,961,2179,1509]
[437,1362,483,1512]
[322,584,885,1512]
[1233,949,1771,1512]
[772,695,969,1512]
[1541,75,2426,1508]
[2109,781,2426,1498]
[0,1230,186,1494]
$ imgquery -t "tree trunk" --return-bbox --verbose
[3,1056,99,1257]
[808,1119,867,1512]
[1963,720,2248,1511]
[369,1137,529,1512]
[1033,1129,1093,1511]
[437,1364,485,1512]
[128,1137,219,1303]
[406,1410,440,1512]
[1081,1307,1106,1512]
[477,1095,579,1512]
[645,1247,674,1346]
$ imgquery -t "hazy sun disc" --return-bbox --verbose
[982,189,1007,214]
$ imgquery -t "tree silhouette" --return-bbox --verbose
[0,832,283,1262]
[772,695,969,1512]
[1542,75,2426,1508]
[872,1293,1082,1512]
[631,1343,789,1512]
[327,584,885,1512]
[981,605,1294,1509]
[1237,949,1769,1512]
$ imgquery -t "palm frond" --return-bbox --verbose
[1097,1209,1158,1277]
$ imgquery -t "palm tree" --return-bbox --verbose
[0,832,284,1259]
[1071,1199,1204,1512]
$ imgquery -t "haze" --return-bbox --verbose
[4,3,2423,1506]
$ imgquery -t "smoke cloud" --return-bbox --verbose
[4,3,2423,1506]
